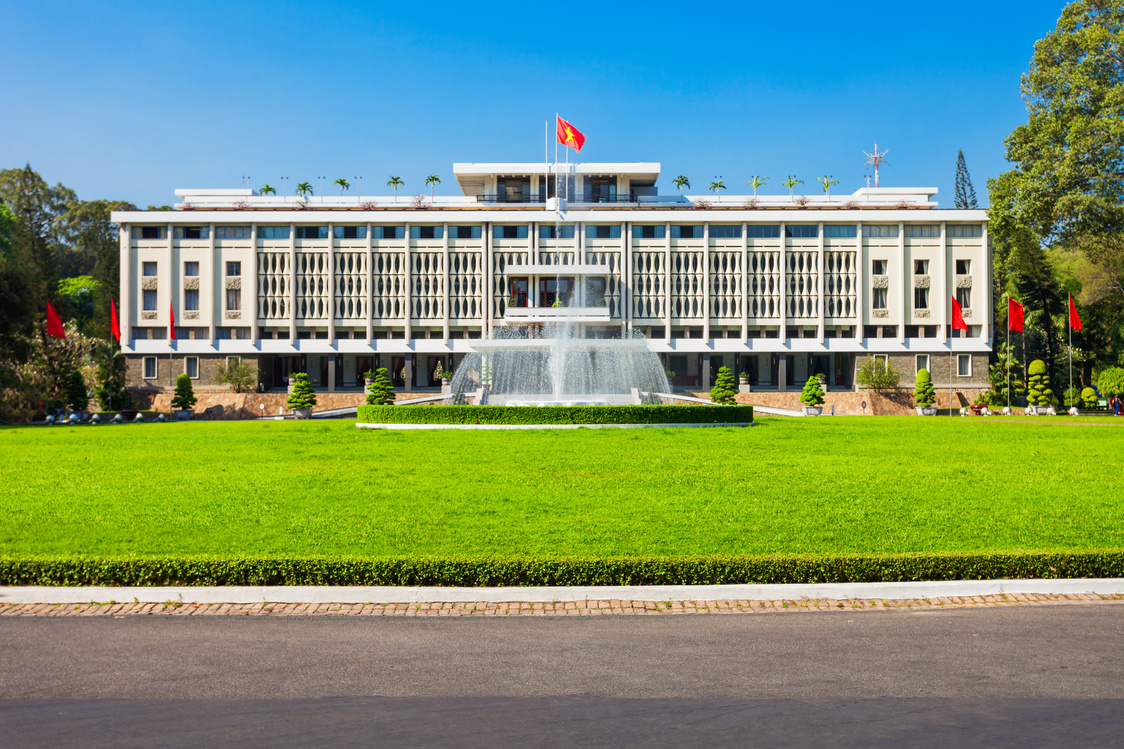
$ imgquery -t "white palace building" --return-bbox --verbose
[113,160,992,398]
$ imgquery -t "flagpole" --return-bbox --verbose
[1069,293,1073,409]
[1007,317,1011,413]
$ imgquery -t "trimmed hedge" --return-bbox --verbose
[356,404,754,425]
[1,550,1121,587]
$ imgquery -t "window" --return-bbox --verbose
[874,354,889,367]
[916,354,930,373]
[872,259,887,275]
[539,225,575,239]
[709,225,741,239]
[226,261,241,277]
[143,262,157,276]
[449,226,481,239]
[493,225,528,239]
[670,225,702,239]
[863,224,899,238]
[373,226,403,239]
[958,354,972,377]
[905,225,940,238]
[143,289,157,311]
[226,357,241,368]
[174,226,209,240]
[185,289,199,311]
[185,357,199,379]
[258,226,290,240]
[956,259,971,275]
[588,225,621,239]
[295,226,328,240]
[914,259,929,275]
[872,287,887,310]
[226,288,241,311]
[948,224,982,238]
[784,225,819,239]
[823,225,857,238]
[216,226,252,240]
[746,225,780,238]
[143,357,157,379]
[333,226,367,239]
[132,226,166,240]
[410,226,444,239]
[632,225,665,239]
[215,328,248,340]
[914,286,929,309]
[585,277,607,307]
[956,286,971,310]
[184,261,199,276]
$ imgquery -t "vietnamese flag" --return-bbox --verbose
[1008,297,1024,333]
[110,299,121,343]
[1069,293,1082,331]
[556,115,586,153]
[951,295,968,331]
[46,303,66,339]
[169,303,176,341]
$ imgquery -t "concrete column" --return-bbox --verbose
[404,223,412,342]
[982,222,992,346]
[898,221,906,344]
[365,222,374,342]
[779,222,787,343]
[250,223,260,343]
[288,223,297,341]
[778,353,787,392]
[741,222,748,343]
[119,225,131,347]
[817,221,825,343]
[327,355,336,392]
[938,222,947,344]
[443,222,450,342]
[702,223,711,342]
[483,221,492,337]
[207,222,217,342]
[701,352,711,392]
[856,221,865,342]
[404,354,413,392]
[621,220,629,335]
[327,222,335,342]
[664,222,672,345]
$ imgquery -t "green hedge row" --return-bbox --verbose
[356,404,754,425]
[1,550,1120,587]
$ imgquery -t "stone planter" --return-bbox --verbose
[175,409,194,421]
[293,408,313,420]
[802,406,823,416]
[738,377,749,386]
[916,406,938,416]
[1026,406,1050,416]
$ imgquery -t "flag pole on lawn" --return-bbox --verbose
[45,302,66,418]
[1068,293,1082,407]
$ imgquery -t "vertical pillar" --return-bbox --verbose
[741,222,748,343]
[288,223,297,341]
[898,221,906,344]
[938,222,947,344]
[443,222,450,342]
[702,223,711,342]
[856,221,865,342]
[327,222,336,342]
[207,221,217,342]
[779,222,788,343]
[817,221,825,343]
[404,354,413,392]
[119,225,131,347]
[403,223,412,343]
[701,352,711,392]
[778,353,787,392]
[621,220,629,335]
[327,355,336,392]
[982,222,992,346]
[483,221,492,337]
[250,223,260,343]
[365,222,374,342]
[664,222,672,345]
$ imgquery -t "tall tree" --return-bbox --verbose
[954,149,977,209]
[62,199,136,339]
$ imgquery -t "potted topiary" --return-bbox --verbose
[710,366,737,404]
[365,367,395,405]
[738,371,749,386]
[363,370,375,388]
[1081,387,1098,410]
[171,373,197,420]
[285,372,317,418]
[800,375,825,415]
[914,368,937,415]
[1026,359,1054,415]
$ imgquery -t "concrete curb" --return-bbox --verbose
[356,422,753,430]
[2,579,1123,605]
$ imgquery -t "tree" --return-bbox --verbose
[1081,386,1099,407]
[710,366,736,404]
[387,176,403,201]
[1098,366,1124,396]
[673,176,690,196]
[747,176,768,197]
[708,181,726,202]
[334,178,350,196]
[800,375,825,407]
[285,372,317,410]
[816,175,839,200]
[171,373,197,411]
[425,174,441,200]
[1027,359,1056,406]
[783,176,803,199]
[954,149,978,209]
[65,369,88,412]
[61,199,135,340]
[93,340,127,411]
[57,276,98,336]
[296,182,313,199]
[856,356,901,391]
[214,361,257,393]
[259,184,276,196]
[914,368,936,407]
[366,367,396,405]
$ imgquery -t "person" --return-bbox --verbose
[1112,395,1121,416]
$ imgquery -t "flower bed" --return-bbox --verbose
[356,404,754,425]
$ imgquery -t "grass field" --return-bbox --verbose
[3,417,1123,561]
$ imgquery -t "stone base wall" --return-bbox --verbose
[126,355,259,389]
[127,389,437,419]
[690,388,990,415]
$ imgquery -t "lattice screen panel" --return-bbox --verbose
[785,251,819,319]
[493,251,530,318]
[296,252,328,320]
[536,250,577,266]
[333,252,366,320]
[708,251,741,320]
[449,252,482,320]
[371,252,405,321]
[585,251,621,317]
[631,252,665,320]
[825,251,857,319]
[671,252,704,320]
[411,252,444,320]
[257,252,289,319]
[746,252,781,319]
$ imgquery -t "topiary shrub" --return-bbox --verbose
[800,375,825,407]
[366,367,396,405]
[1082,387,1099,409]
[214,361,257,393]
[1026,360,1055,406]
[171,373,197,410]
[913,368,936,407]
[856,356,900,392]
[66,370,89,412]
[710,366,737,404]
[1098,367,1124,397]
[285,373,317,410]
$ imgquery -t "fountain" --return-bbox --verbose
[446,323,670,406]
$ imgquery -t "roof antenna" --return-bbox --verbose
[863,142,889,188]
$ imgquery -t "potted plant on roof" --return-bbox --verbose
[285,372,317,419]
[914,367,937,415]
[171,373,197,421]
[800,375,825,416]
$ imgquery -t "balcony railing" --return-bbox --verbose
[477,194,547,204]
[575,192,636,204]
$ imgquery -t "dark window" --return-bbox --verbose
[184,262,199,276]
[906,225,940,238]
[143,262,157,276]
[333,226,367,239]
[823,225,857,238]
[588,225,620,240]
[143,289,157,311]
[671,225,702,239]
[914,259,929,274]
[539,225,575,239]
[295,226,328,239]
[872,287,887,310]
[872,259,888,275]
[784,225,819,239]
[134,226,166,240]
[494,225,527,239]
[226,262,241,276]
[410,226,443,240]
[174,226,209,240]
[185,289,199,311]
[632,225,665,239]
[450,226,481,239]
[956,259,971,274]
[227,288,241,311]
[709,225,741,239]
[373,226,403,239]
[948,225,982,238]
[746,225,781,239]
[914,287,929,309]
[216,226,252,239]
[258,226,290,240]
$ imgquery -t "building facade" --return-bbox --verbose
[113,161,992,397]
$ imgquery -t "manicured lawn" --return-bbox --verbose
[2,416,1122,560]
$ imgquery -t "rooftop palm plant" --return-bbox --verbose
[387,176,403,202]
[709,180,726,202]
[782,176,803,200]
[817,175,839,200]
[747,175,768,197]
[673,175,690,196]
[259,184,276,196]
[296,182,313,199]
[425,174,441,200]
[334,178,350,196]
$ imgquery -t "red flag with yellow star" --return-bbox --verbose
[556,116,586,153]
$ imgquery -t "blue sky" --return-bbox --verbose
[3,1,1068,208]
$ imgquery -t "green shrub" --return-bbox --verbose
[170,373,197,410]
[1027,359,1055,406]
[285,373,317,410]
[800,376,825,407]
[1082,387,1099,409]
[356,404,754,425]
[913,368,936,407]
[214,361,257,393]
[365,367,396,405]
[710,366,737,404]
[1098,367,1124,397]
[856,356,900,391]
[65,370,89,412]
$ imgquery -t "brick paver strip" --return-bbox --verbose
[0,594,1121,617]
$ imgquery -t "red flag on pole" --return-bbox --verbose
[1069,293,1082,331]
[169,303,176,341]
[110,299,121,343]
[1008,297,1024,333]
[951,296,968,331]
[556,115,586,153]
[46,302,66,339]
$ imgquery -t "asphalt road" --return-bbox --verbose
[1,606,1121,747]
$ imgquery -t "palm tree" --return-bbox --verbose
[673,175,690,196]
[425,174,441,200]
[782,176,803,199]
[747,176,768,197]
[296,182,313,199]
[259,184,276,196]
[334,178,350,196]
[817,175,839,200]
[709,180,726,202]
[387,176,403,202]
